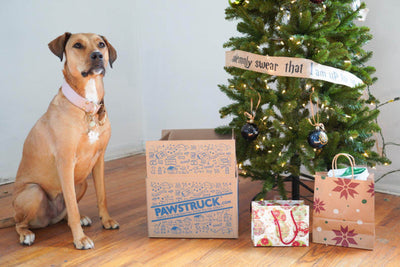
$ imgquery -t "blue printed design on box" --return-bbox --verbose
[147,141,234,178]
[149,180,235,236]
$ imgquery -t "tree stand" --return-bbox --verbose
[251,173,315,204]
[286,173,315,200]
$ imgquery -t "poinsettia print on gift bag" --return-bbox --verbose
[251,200,309,247]
[312,153,375,250]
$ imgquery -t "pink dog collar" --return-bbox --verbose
[61,80,101,114]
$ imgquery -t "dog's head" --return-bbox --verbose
[48,32,117,78]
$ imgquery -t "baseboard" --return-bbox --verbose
[0,143,145,186]
[0,177,14,186]
[375,184,400,196]
[105,143,145,161]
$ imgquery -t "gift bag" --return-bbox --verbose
[312,153,375,250]
[251,200,309,247]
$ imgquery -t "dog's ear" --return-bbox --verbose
[100,35,117,68]
[48,32,71,61]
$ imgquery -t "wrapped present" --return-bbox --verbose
[312,153,375,250]
[251,200,309,247]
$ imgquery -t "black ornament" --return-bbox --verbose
[241,122,259,141]
[310,0,325,3]
[307,127,328,148]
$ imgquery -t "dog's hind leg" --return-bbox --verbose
[13,184,51,246]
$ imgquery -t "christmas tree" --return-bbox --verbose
[217,0,390,199]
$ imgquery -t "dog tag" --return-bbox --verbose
[89,120,96,128]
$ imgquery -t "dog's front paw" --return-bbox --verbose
[80,215,92,227]
[20,231,35,246]
[102,217,119,230]
[74,235,94,250]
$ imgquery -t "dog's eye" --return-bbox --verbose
[98,42,106,48]
[73,42,83,49]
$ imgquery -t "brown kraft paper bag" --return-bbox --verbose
[312,153,375,250]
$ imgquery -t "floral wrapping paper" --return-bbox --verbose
[312,172,375,250]
[251,200,309,247]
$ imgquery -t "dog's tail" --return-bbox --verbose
[0,217,15,228]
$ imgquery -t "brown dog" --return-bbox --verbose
[0,32,119,249]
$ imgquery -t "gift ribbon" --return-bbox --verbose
[244,88,261,123]
[271,210,299,245]
[308,87,326,131]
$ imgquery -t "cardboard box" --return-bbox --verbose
[146,129,238,238]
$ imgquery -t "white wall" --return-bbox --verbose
[0,0,145,183]
[364,0,400,194]
[135,1,234,140]
[0,0,399,195]
[0,0,234,184]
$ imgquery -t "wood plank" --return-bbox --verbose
[0,154,399,266]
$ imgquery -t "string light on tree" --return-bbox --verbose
[228,0,247,7]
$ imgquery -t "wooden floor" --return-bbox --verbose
[0,154,399,266]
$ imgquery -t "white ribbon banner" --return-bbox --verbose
[225,50,363,88]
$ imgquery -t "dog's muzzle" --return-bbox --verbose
[81,52,106,77]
